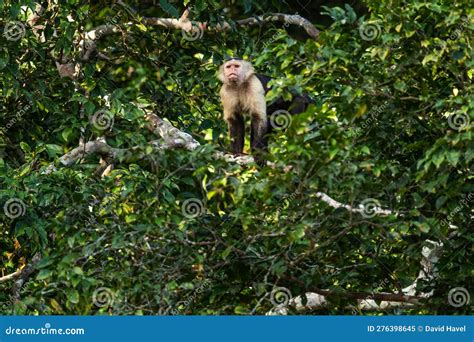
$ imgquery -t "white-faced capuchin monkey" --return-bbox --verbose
[218,57,312,166]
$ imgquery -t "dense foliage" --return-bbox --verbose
[0,0,472,315]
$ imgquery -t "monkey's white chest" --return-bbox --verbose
[220,77,267,119]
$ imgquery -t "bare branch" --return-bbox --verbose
[0,269,22,283]
[231,13,319,39]
[78,12,318,59]
[12,253,42,301]
[267,240,443,315]
[144,112,200,150]
[57,138,118,167]
[143,110,262,165]
[314,192,397,217]
[42,138,163,174]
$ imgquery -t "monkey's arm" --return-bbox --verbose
[226,113,245,154]
[255,74,272,94]
[249,76,269,165]
[250,113,268,156]
[220,86,245,154]
[250,116,269,167]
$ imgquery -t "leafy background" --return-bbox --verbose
[0,0,472,314]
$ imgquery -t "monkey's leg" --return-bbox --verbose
[250,115,268,166]
[227,114,245,154]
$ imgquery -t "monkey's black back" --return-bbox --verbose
[255,73,312,132]
[255,74,272,94]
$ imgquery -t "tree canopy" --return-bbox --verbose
[0,0,472,315]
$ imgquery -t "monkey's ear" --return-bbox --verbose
[217,64,226,83]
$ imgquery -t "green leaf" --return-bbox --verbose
[45,144,63,158]
[291,226,305,240]
[432,154,445,168]
[73,266,84,275]
[0,54,9,70]
[67,289,80,304]
[422,53,438,65]
[394,81,407,92]
[61,127,74,142]
[435,196,447,209]
[446,151,460,166]
[37,269,53,280]
[20,142,31,153]
[234,305,248,314]
[304,131,320,142]
[243,0,253,13]
[221,245,233,259]
[125,214,137,223]
[135,23,147,32]
[19,164,31,177]
[159,0,179,17]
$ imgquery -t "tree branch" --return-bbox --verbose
[229,13,319,39]
[11,253,42,301]
[78,11,318,59]
[0,269,22,283]
[267,240,443,314]
[42,137,165,174]
[142,109,259,165]
[314,192,398,217]
[144,111,201,150]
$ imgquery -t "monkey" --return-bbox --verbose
[218,58,312,166]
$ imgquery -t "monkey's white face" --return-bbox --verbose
[218,59,254,86]
[224,61,243,83]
